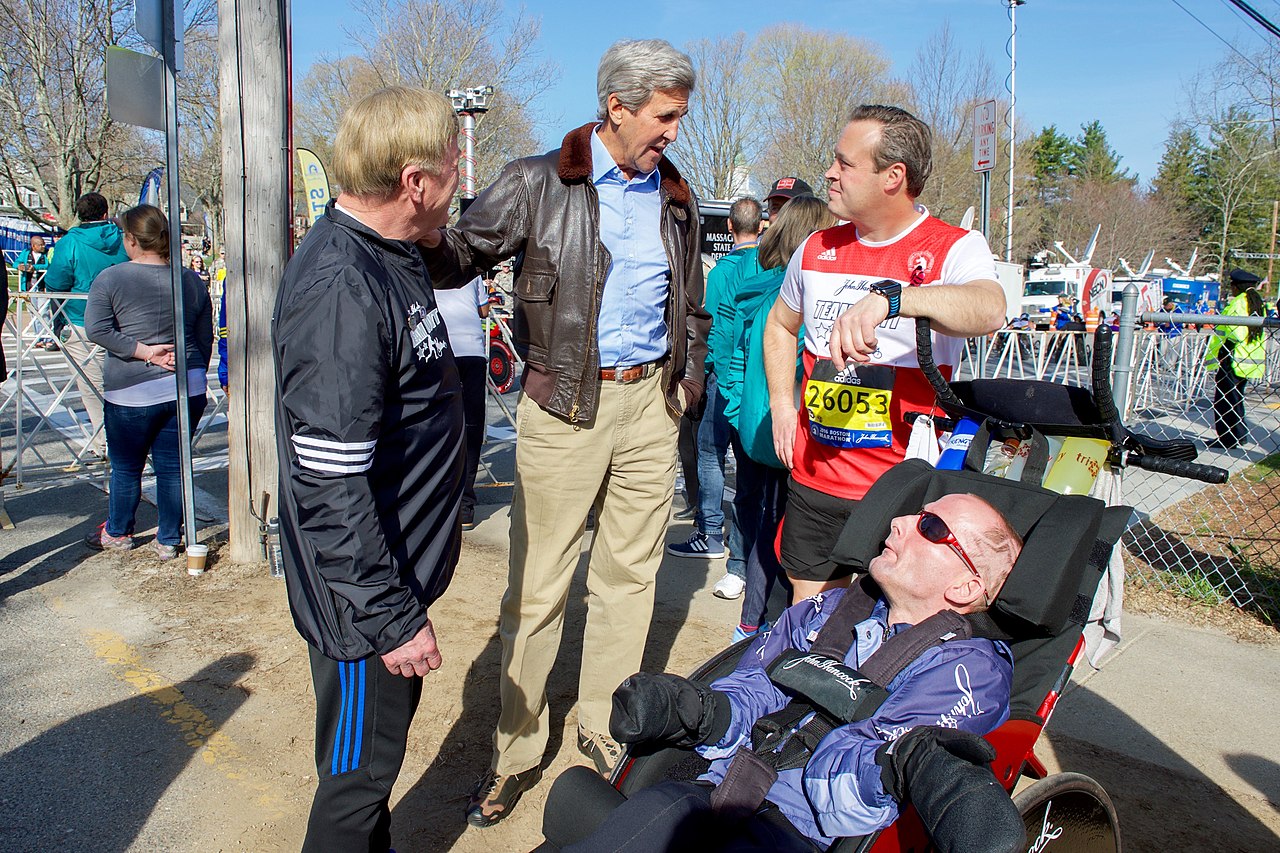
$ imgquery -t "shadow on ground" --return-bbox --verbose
[1049,683,1279,849]
[0,653,255,853]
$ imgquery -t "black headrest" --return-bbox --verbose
[829,459,1130,638]
[941,379,1111,439]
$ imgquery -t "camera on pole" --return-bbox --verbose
[446,85,494,203]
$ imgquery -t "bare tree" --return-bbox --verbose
[294,0,556,194]
[0,1,218,227]
[0,0,133,226]
[751,24,899,196]
[1049,180,1181,270]
[675,33,758,200]
[906,23,998,226]
[177,6,223,247]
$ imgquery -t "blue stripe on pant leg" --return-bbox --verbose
[340,661,356,772]
[352,659,367,768]
[331,660,348,776]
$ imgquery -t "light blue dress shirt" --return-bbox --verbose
[591,127,671,368]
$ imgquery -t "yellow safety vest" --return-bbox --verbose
[1204,292,1266,378]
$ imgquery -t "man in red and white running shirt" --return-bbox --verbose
[764,104,1005,602]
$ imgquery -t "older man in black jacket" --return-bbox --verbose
[273,86,464,853]
[422,38,710,827]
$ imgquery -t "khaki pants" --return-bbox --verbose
[494,370,678,775]
[62,329,107,457]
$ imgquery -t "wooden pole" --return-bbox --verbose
[218,0,286,562]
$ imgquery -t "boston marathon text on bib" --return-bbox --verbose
[803,359,896,449]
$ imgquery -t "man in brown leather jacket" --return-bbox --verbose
[421,37,709,827]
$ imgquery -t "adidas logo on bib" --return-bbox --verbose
[816,247,837,261]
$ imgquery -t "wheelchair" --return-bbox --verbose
[541,323,1227,853]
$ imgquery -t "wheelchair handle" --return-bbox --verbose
[1125,452,1228,484]
[915,317,965,409]
[1089,326,1129,449]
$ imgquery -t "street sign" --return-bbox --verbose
[136,0,183,71]
[106,47,165,131]
[1230,250,1280,259]
[973,99,997,173]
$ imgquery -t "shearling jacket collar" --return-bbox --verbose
[556,122,693,208]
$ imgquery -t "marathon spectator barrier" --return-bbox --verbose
[1,291,227,487]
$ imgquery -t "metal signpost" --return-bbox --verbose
[107,0,200,550]
[973,99,997,240]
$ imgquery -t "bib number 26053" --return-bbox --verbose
[804,361,894,449]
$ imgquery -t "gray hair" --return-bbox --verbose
[729,197,762,237]
[596,39,696,119]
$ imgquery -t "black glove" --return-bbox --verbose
[610,673,731,748]
[876,726,1025,853]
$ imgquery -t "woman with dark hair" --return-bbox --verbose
[83,204,213,559]
[1205,270,1266,449]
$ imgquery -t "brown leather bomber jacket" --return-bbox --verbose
[422,122,710,423]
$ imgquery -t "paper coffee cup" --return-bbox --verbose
[187,543,209,576]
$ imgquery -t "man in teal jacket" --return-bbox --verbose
[43,192,129,457]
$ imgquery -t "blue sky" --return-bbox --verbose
[291,0,1280,183]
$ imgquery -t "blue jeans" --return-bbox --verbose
[105,396,208,545]
[697,375,743,578]
[731,431,790,628]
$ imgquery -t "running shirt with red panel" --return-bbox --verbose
[777,207,997,500]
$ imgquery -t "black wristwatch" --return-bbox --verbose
[869,279,902,319]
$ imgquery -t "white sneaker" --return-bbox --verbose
[712,572,745,600]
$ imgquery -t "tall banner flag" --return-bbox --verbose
[296,148,331,226]
[139,167,164,206]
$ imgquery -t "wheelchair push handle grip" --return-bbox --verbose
[1126,452,1229,484]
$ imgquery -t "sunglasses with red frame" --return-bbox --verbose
[916,510,989,607]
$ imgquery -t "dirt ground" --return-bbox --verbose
[75,506,1276,853]
[99,521,747,852]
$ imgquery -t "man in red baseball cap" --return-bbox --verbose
[765,176,815,219]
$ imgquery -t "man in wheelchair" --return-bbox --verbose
[543,493,1023,852]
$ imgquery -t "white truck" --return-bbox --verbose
[1021,226,1112,329]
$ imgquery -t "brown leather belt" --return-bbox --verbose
[599,359,662,383]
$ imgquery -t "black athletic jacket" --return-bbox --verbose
[273,203,464,661]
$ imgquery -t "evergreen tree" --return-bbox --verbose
[1153,127,1201,207]
[1071,120,1133,185]
[1028,124,1076,203]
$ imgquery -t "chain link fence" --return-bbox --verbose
[1118,325,1280,625]
[960,322,1280,625]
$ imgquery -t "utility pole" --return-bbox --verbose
[1005,0,1024,263]
[218,0,288,562]
[1268,199,1278,290]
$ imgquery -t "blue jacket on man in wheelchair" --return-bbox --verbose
[696,590,1013,847]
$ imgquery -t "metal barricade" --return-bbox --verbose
[961,314,1278,625]
[959,329,1090,385]
[2,290,227,488]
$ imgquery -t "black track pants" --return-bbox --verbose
[303,645,422,853]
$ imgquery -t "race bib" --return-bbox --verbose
[804,359,894,449]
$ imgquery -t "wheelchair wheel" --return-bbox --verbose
[488,339,517,394]
[1013,772,1121,853]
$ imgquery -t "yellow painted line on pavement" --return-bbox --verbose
[86,629,284,815]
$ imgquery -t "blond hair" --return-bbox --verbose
[331,86,459,198]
